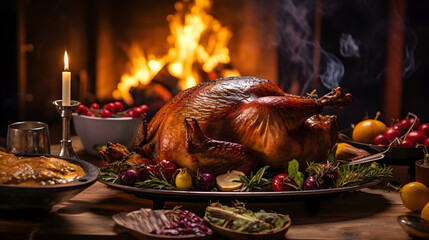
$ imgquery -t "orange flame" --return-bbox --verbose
[113,0,239,105]
[64,51,69,71]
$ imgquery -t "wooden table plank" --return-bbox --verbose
[0,181,414,240]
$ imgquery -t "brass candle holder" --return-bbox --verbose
[53,100,80,159]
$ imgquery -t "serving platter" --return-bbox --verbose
[99,178,383,209]
[340,137,425,163]
[0,153,99,211]
[339,131,425,163]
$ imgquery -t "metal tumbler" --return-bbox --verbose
[6,121,51,154]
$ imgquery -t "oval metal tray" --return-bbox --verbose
[100,178,383,208]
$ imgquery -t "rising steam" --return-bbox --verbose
[276,0,345,95]
[339,33,360,58]
[402,28,417,78]
[319,49,344,89]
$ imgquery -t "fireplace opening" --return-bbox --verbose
[2,0,429,143]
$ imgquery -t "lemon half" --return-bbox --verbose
[216,170,245,192]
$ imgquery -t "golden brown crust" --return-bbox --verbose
[133,76,351,175]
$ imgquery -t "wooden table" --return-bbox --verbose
[0,137,416,240]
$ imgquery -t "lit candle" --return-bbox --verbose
[62,51,71,106]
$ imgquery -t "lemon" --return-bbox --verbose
[422,202,429,221]
[216,170,245,192]
[175,168,193,190]
[400,182,429,212]
[352,119,387,144]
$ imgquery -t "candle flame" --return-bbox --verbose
[64,51,69,71]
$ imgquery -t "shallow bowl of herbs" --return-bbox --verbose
[204,202,291,240]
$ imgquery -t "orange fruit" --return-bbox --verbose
[216,170,245,192]
[421,201,429,221]
[400,182,429,212]
[352,119,387,144]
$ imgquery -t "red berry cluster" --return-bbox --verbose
[75,101,149,118]
[158,209,212,237]
[123,105,149,118]
[119,160,178,186]
[374,117,429,147]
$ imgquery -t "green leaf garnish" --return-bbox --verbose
[236,165,272,192]
[287,160,304,190]
[327,153,336,164]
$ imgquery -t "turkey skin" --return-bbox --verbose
[134,76,352,176]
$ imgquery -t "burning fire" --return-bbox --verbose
[113,0,239,105]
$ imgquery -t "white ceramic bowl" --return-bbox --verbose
[72,113,140,155]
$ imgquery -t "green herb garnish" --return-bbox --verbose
[135,173,177,190]
[236,165,272,192]
[335,162,393,187]
[205,202,290,233]
[98,170,120,184]
[287,160,304,190]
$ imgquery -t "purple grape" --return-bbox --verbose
[162,209,212,237]
[160,229,179,235]
[196,173,216,191]
[304,176,319,190]
[120,169,139,186]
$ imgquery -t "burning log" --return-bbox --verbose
[130,82,172,119]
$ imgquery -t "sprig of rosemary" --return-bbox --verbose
[100,160,136,174]
[236,165,272,192]
[98,170,120,184]
[135,173,177,190]
[98,161,128,183]
[335,162,393,187]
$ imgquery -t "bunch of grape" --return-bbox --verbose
[158,209,212,237]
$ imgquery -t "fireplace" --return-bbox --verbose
[2,0,429,140]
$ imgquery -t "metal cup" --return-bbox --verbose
[6,121,51,154]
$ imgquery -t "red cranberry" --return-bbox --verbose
[101,109,112,118]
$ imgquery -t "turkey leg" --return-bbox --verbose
[228,87,352,131]
[318,87,353,109]
[185,118,257,175]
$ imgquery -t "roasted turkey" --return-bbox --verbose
[134,76,352,176]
